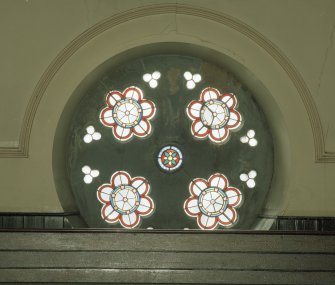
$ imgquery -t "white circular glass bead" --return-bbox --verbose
[149,80,158,88]
[143,73,152,82]
[92,132,101,140]
[193,74,201,83]
[240,173,248,182]
[84,175,93,184]
[246,179,256,188]
[186,80,196,89]
[86,126,95,134]
[247,129,255,138]
[249,138,258,147]
[248,170,257,179]
[240,136,248,143]
[152,71,161,80]
[82,165,91,174]
[91,170,100,178]
[83,134,93,143]
[184,71,192,80]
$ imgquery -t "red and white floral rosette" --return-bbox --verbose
[97,171,154,229]
[187,87,242,143]
[184,173,242,230]
[100,86,156,142]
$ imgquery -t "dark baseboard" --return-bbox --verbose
[269,216,335,232]
[0,213,334,231]
[0,212,86,229]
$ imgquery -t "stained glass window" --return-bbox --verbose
[67,54,274,230]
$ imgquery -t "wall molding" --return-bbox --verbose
[0,4,333,162]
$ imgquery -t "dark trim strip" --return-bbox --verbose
[0,228,335,235]
[0,267,334,273]
[0,213,334,232]
[0,249,334,255]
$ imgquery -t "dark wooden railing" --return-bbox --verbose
[0,230,334,284]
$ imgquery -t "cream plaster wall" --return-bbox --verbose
[0,0,334,217]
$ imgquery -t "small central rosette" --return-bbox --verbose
[157,145,183,172]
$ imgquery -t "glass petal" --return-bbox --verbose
[113,125,132,141]
[198,214,217,230]
[140,100,156,119]
[100,108,115,126]
[107,91,122,107]
[221,93,237,108]
[191,120,209,138]
[137,197,154,216]
[121,212,139,228]
[133,119,151,137]
[124,86,143,101]
[218,207,237,226]
[209,128,228,143]
[201,87,219,101]
[187,101,202,120]
[97,185,113,203]
[227,110,241,129]
[209,173,228,189]
[184,198,200,216]
[131,177,149,195]
[225,188,242,207]
[101,204,119,222]
[111,171,131,187]
[189,178,208,196]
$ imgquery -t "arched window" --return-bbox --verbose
[67,54,274,230]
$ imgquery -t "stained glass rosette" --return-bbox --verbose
[157,146,183,172]
[184,173,242,230]
[186,87,242,143]
[100,86,156,142]
[97,171,154,229]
